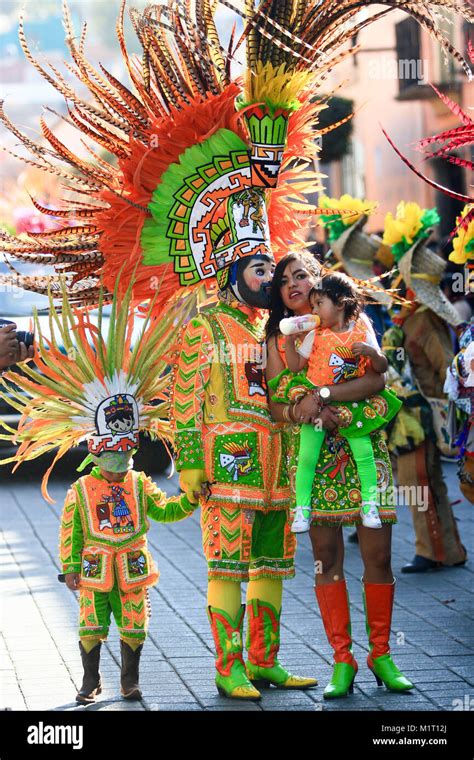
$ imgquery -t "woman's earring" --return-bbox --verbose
[283,308,289,317]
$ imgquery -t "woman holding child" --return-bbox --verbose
[265,251,414,699]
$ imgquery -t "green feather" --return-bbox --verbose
[140,128,249,268]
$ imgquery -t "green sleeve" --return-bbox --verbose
[59,486,84,574]
[140,472,198,523]
[146,490,198,523]
[171,315,213,470]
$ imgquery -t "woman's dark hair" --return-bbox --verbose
[266,251,323,341]
[312,272,365,322]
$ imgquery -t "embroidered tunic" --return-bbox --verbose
[172,302,291,511]
[297,318,374,387]
[59,467,196,592]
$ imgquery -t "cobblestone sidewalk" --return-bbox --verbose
[1,461,472,712]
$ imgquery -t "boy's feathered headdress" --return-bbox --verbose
[0,277,195,501]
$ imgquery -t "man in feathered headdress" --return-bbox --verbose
[172,246,321,699]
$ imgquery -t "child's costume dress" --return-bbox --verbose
[271,316,401,436]
[269,316,401,508]
[60,468,196,643]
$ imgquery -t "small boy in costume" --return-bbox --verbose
[61,424,199,704]
[278,272,401,532]
[0,281,199,703]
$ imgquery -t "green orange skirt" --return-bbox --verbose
[268,368,402,438]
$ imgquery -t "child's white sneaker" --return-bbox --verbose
[360,502,382,529]
[291,506,312,533]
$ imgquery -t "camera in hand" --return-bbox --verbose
[0,318,35,349]
[15,329,35,348]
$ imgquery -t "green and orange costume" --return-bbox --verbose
[60,468,197,645]
[173,299,317,698]
[0,282,197,703]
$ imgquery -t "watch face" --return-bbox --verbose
[320,387,331,400]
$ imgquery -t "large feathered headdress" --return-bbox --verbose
[0,277,195,501]
[1,0,473,312]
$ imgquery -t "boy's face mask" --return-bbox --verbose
[90,451,135,472]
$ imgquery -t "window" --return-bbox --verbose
[395,18,423,94]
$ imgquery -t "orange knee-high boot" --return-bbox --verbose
[362,580,414,692]
[315,580,358,699]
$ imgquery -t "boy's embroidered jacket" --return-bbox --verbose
[172,302,290,512]
[60,467,196,592]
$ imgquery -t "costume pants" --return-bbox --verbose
[79,580,150,643]
[397,439,466,565]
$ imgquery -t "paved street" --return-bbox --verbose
[1,459,472,712]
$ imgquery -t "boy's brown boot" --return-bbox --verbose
[120,640,143,700]
[76,641,102,704]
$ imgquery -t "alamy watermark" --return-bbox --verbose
[203,339,267,368]
[368,56,428,82]
[27,721,83,750]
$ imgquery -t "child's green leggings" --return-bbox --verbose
[295,424,378,509]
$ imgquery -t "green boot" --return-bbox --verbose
[208,606,261,700]
[315,581,358,699]
[362,580,414,692]
[246,599,317,689]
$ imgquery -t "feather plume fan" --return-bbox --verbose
[0,276,196,502]
[0,0,473,311]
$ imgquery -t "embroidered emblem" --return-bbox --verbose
[96,500,112,531]
[334,405,353,428]
[244,361,266,397]
[127,551,148,577]
[329,346,359,383]
[376,459,390,491]
[101,485,135,534]
[82,554,101,578]
[317,437,350,483]
[348,488,361,503]
[219,440,254,481]
[371,395,388,417]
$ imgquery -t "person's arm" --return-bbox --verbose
[0,324,19,370]
[284,333,307,373]
[352,341,388,373]
[0,323,35,370]
[142,475,199,523]
[327,367,386,402]
[59,486,83,591]
[266,335,304,422]
[266,335,320,424]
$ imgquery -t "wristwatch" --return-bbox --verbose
[318,386,331,403]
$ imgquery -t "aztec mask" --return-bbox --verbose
[88,393,140,456]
